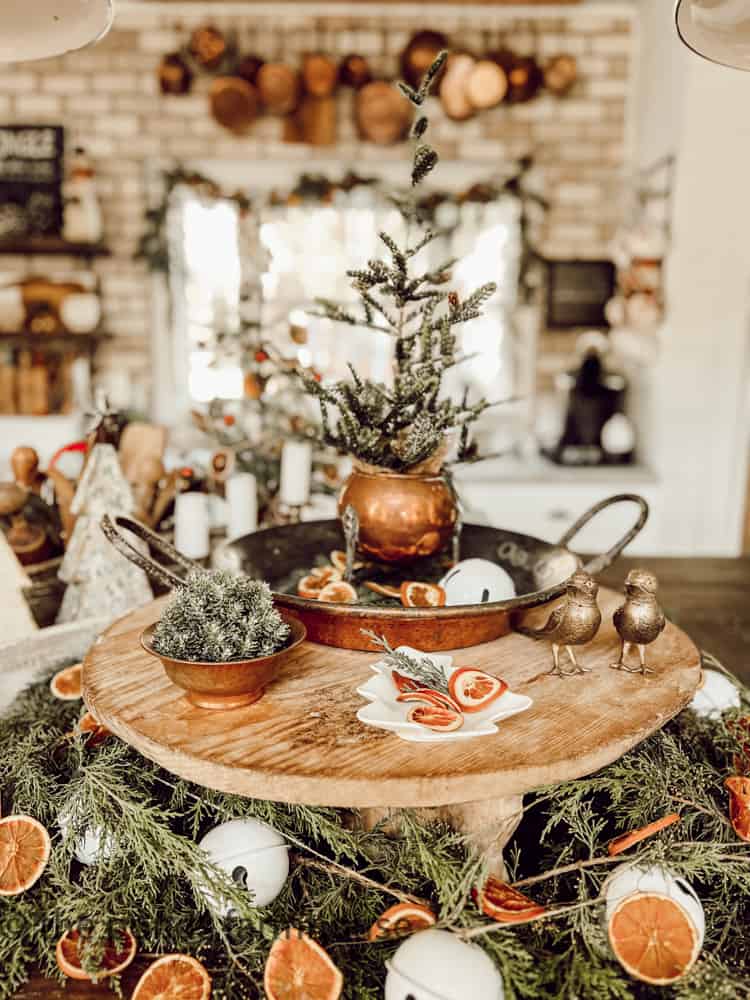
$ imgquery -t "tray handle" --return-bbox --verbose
[557,493,649,577]
[100,513,198,590]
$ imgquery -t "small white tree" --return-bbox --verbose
[56,444,152,624]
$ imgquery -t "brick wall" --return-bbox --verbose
[0,2,637,410]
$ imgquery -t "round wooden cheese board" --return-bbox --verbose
[82,587,701,873]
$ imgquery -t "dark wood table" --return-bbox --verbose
[14,558,750,998]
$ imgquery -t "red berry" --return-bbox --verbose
[255,350,268,363]
[223,414,236,427]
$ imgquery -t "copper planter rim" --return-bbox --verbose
[140,609,307,668]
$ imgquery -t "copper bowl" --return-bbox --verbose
[140,610,306,711]
[338,465,457,563]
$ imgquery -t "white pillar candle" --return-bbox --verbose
[174,492,210,560]
[226,473,258,540]
[279,440,312,507]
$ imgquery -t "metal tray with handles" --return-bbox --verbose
[101,493,648,652]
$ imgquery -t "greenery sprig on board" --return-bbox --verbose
[1,647,749,1000]
[300,53,504,473]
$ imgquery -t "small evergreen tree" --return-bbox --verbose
[300,53,501,473]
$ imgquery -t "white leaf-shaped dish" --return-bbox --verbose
[356,646,533,743]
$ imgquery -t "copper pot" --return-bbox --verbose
[338,463,457,563]
[140,610,306,711]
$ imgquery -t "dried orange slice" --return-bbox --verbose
[726,775,750,842]
[131,955,211,1000]
[407,704,463,733]
[396,689,461,714]
[77,711,111,747]
[608,813,681,856]
[391,670,422,694]
[264,929,342,1000]
[448,667,507,714]
[56,928,136,981]
[0,815,51,896]
[364,581,401,599]
[475,877,546,923]
[608,892,702,984]
[368,901,436,941]
[50,663,83,700]
[400,581,446,608]
[297,567,342,599]
[330,550,364,573]
[317,581,358,604]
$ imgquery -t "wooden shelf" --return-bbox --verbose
[0,237,109,257]
[0,330,110,348]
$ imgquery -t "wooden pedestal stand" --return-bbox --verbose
[82,587,701,875]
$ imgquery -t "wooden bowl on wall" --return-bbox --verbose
[141,609,307,710]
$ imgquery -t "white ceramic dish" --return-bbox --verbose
[356,645,533,743]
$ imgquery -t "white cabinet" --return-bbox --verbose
[455,459,662,558]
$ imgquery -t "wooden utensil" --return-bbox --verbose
[257,62,301,116]
[209,76,259,133]
[466,59,508,110]
[439,53,476,121]
[356,80,412,145]
[544,54,578,96]
[284,96,337,146]
[401,30,448,89]
[339,53,372,90]
[302,53,338,98]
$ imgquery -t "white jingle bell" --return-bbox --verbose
[198,818,289,913]
[58,809,113,865]
[385,929,504,1000]
[439,559,515,607]
[688,669,740,718]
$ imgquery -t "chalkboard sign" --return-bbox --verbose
[545,259,616,330]
[0,125,64,239]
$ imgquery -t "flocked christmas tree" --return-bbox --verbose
[300,52,502,473]
[56,444,152,624]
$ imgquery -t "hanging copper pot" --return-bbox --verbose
[209,77,259,133]
[465,58,508,110]
[439,52,476,121]
[355,81,412,145]
[544,54,578,96]
[158,52,193,95]
[506,54,543,103]
[285,97,337,146]
[257,62,301,115]
[188,25,228,71]
[302,53,339,98]
[236,53,264,85]
[339,53,372,90]
[401,30,448,89]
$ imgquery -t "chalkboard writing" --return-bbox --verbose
[0,125,64,238]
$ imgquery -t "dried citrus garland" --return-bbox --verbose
[1,654,749,999]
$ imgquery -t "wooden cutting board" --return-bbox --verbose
[82,587,701,810]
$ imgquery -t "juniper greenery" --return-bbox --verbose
[152,570,290,662]
[1,643,748,999]
[300,53,501,473]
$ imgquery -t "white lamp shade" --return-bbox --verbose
[676,0,750,70]
[0,0,114,64]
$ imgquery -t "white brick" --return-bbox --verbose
[0,72,36,93]
[97,114,140,137]
[556,182,603,205]
[137,30,182,53]
[13,94,62,117]
[586,79,630,98]
[592,36,633,56]
[65,95,111,115]
[93,73,138,94]
[41,74,87,95]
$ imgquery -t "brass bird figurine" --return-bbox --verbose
[516,570,601,677]
[611,568,666,675]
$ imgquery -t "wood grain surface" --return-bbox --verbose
[82,586,701,809]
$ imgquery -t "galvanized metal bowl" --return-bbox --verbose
[101,494,648,653]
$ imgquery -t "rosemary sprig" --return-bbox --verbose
[361,629,449,693]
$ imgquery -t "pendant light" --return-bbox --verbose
[0,0,114,64]
[675,0,750,71]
